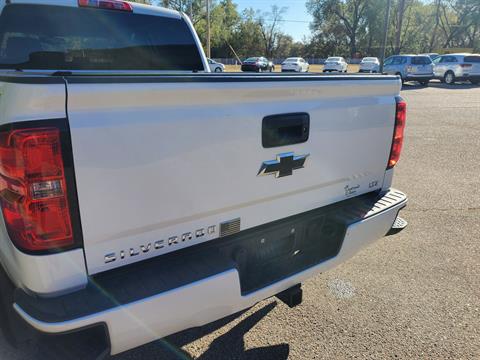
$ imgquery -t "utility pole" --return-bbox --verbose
[379,0,392,73]
[206,0,211,58]
[227,42,242,64]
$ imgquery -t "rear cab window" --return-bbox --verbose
[0,4,204,71]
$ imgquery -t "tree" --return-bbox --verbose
[307,0,370,57]
[439,0,480,48]
[362,0,385,56]
[124,0,480,58]
[230,8,264,59]
[206,0,241,57]
[256,6,288,58]
[429,0,442,51]
[394,0,407,54]
[158,0,205,24]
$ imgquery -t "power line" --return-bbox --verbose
[240,16,310,23]
[272,19,310,23]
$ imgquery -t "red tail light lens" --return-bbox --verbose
[387,97,407,169]
[0,127,74,252]
[78,0,133,11]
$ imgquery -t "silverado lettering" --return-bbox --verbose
[105,225,218,263]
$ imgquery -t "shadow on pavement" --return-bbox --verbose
[114,301,289,360]
[401,81,479,90]
[0,301,287,360]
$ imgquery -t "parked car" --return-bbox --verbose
[383,55,434,85]
[281,57,309,72]
[464,54,480,85]
[267,59,275,71]
[0,1,408,357]
[241,57,274,72]
[433,53,480,85]
[207,58,225,72]
[359,57,380,73]
[323,57,348,72]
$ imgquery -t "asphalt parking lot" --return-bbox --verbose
[1,81,479,359]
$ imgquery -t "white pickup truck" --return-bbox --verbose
[0,0,408,356]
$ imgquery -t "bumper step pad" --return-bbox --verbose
[386,216,408,236]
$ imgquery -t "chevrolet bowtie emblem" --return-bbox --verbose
[258,152,310,178]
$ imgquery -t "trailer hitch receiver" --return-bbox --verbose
[276,284,303,308]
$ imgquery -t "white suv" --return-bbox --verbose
[433,54,480,85]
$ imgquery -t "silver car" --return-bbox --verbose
[359,57,380,73]
[433,53,480,85]
[323,57,348,72]
[383,55,434,85]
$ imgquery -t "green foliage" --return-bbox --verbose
[306,0,480,57]
[131,0,479,58]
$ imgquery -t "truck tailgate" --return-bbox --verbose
[65,75,400,274]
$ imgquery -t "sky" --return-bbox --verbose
[234,0,313,42]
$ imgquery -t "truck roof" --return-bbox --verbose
[0,0,182,19]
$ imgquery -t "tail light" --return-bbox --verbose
[78,0,133,11]
[460,64,472,68]
[387,97,407,169]
[0,123,81,253]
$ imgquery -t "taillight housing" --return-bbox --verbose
[0,122,81,253]
[78,0,133,11]
[387,97,407,169]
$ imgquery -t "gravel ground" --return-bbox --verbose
[1,81,479,359]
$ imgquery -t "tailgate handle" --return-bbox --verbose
[262,113,310,148]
